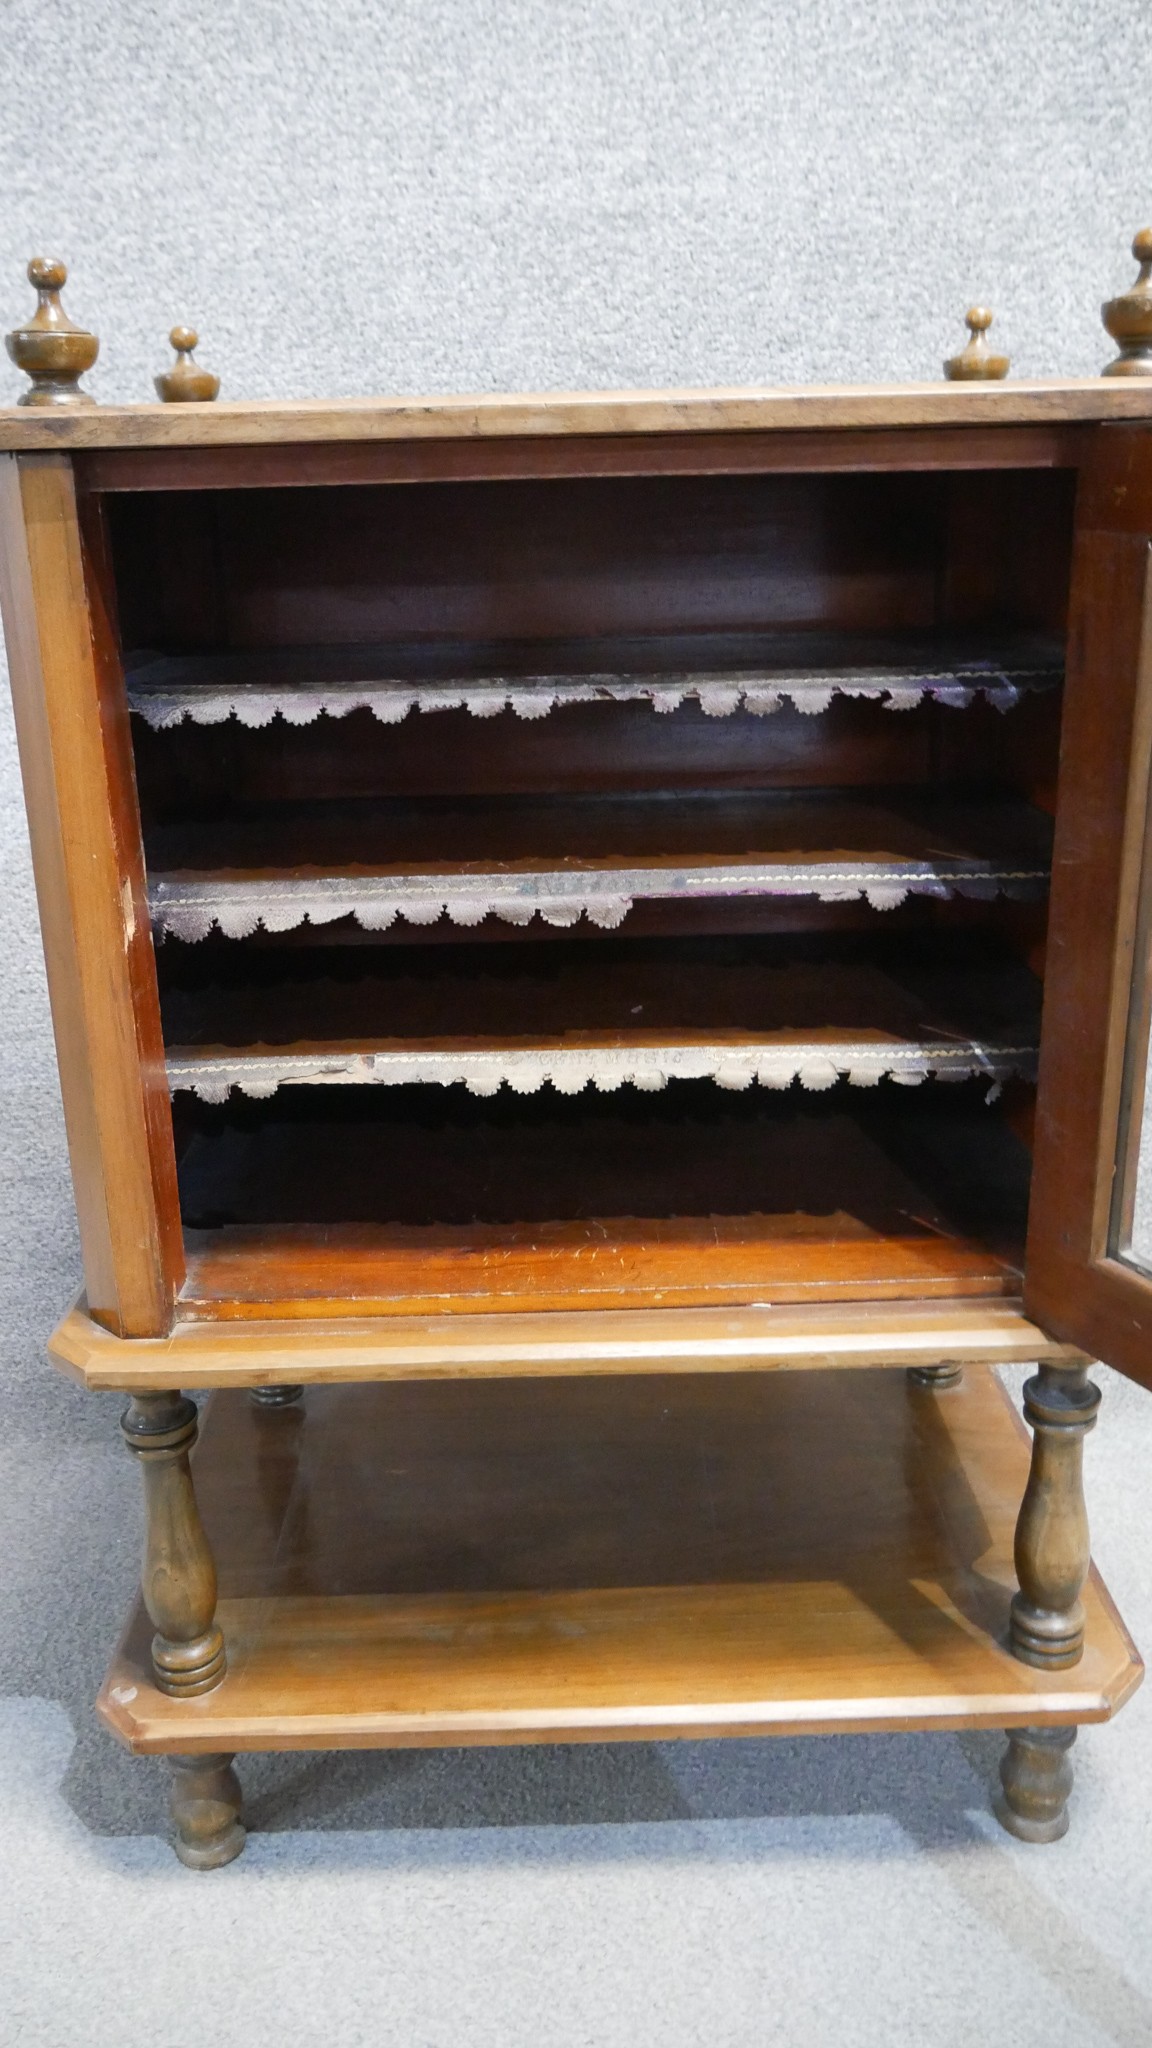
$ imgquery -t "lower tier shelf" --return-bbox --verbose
[97,1365,1141,1755]
[171,1082,1031,1315]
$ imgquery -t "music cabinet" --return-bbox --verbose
[5,360,1152,1867]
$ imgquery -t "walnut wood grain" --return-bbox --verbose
[158,938,1042,1105]
[176,1221,1019,1322]
[79,425,1091,494]
[120,1393,226,1694]
[943,308,1010,383]
[48,1293,1087,1393]
[1025,427,1152,1385]
[997,1726,1077,1841]
[168,1753,244,1867]
[94,1366,1142,1754]
[1010,1363,1101,1668]
[0,454,182,1333]
[5,259,99,408]
[3,381,1152,456]
[166,1082,1030,1316]
[110,468,1073,659]
[1102,229,1152,378]
[155,327,220,405]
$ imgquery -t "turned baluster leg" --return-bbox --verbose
[120,1392,226,1696]
[1010,1362,1101,1668]
[249,1384,304,1407]
[997,1726,1076,1843]
[170,1753,246,1869]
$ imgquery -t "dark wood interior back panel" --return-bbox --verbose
[157,929,1043,1050]
[108,469,1076,656]
[93,451,1080,1325]
[131,690,1065,817]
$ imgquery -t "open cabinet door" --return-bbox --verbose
[1026,425,1152,1388]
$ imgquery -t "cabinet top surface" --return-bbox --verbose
[2,379,1152,451]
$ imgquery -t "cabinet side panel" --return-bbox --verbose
[0,452,183,1334]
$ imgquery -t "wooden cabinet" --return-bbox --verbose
[3,382,1151,1865]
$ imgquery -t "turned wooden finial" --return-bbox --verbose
[5,257,99,407]
[155,325,220,402]
[1101,228,1152,377]
[944,306,1010,381]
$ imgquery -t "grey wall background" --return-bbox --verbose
[1,0,1150,406]
[4,9,1152,2045]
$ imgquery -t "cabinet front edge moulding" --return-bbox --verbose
[47,1295,1087,1392]
[4,380,1152,452]
[0,453,182,1334]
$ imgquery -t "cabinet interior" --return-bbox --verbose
[105,461,1075,1315]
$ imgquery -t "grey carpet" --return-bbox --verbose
[3,3,1152,2042]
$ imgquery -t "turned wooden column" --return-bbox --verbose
[170,1754,245,1869]
[120,1392,226,1695]
[998,1726,1077,1842]
[1010,1362,1100,1668]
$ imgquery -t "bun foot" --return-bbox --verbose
[170,1754,246,1869]
[996,1726,1076,1843]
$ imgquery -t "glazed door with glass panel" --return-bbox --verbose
[1027,425,1152,1386]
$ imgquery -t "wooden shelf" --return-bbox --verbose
[170,1084,1031,1316]
[126,630,1063,729]
[96,1365,1141,1755]
[161,944,1041,1099]
[147,793,1053,939]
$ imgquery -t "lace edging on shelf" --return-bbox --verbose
[167,1039,1038,1103]
[149,862,1049,942]
[128,666,1061,730]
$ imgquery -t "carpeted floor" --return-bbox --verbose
[4,4,1152,2042]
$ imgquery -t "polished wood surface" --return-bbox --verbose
[944,308,1010,383]
[177,1222,1019,1322]
[2,349,1148,1847]
[2,382,1152,456]
[166,1073,1031,1317]
[160,938,1041,1106]
[168,1754,244,1868]
[1010,1362,1100,1667]
[0,454,182,1333]
[48,1293,1086,1393]
[1025,427,1152,1385]
[79,423,1090,495]
[4,259,98,408]
[1102,228,1152,377]
[111,469,1072,655]
[155,327,220,405]
[120,1393,226,1695]
[997,1726,1077,1842]
[95,1366,1141,1754]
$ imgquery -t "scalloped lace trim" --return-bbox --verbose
[167,1038,1037,1103]
[149,861,1049,942]
[129,666,1060,730]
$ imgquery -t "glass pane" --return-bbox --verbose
[1111,583,1152,1275]
[1123,1010,1152,1270]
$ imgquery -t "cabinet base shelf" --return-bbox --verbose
[97,1364,1140,1755]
